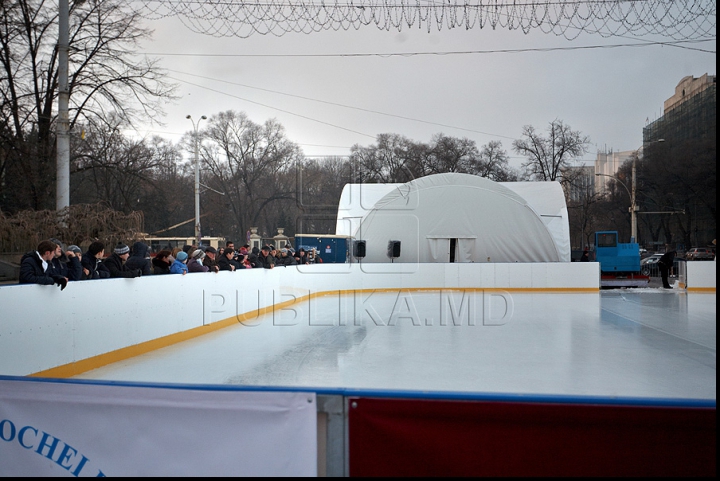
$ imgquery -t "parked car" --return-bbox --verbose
[685,248,715,261]
[641,254,663,276]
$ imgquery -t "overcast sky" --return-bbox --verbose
[130,8,716,170]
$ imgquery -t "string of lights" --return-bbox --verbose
[132,1,716,40]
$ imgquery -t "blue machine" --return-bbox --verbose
[594,231,648,288]
[294,234,351,264]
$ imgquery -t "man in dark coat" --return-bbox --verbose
[256,245,275,269]
[49,238,83,281]
[104,243,142,278]
[276,248,298,266]
[203,246,220,273]
[248,247,262,268]
[218,248,242,271]
[658,250,676,289]
[19,240,68,289]
[82,241,110,279]
[125,242,152,276]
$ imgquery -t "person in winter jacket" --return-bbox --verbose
[125,242,152,276]
[187,249,210,273]
[218,248,242,271]
[104,243,142,278]
[170,251,189,274]
[276,248,298,266]
[658,250,676,289]
[66,245,91,280]
[152,250,173,274]
[19,240,68,289]
[49,238,83,281]
[82,241,110,279]
[203,246,220,273]
[247,247,261,268]
[256,245,275,269]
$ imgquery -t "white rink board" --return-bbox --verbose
[684,261,716,289]
[0,263,599,376]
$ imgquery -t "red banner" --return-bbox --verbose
[348,397,715,476]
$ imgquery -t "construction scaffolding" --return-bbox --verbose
[644,83,716,144]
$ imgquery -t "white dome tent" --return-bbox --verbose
[336,173,570,263]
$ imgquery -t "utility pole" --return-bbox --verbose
[631,154,637,243]
[56,0,70,212]
[186,115,206,246]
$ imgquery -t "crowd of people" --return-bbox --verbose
[18,238,323,288]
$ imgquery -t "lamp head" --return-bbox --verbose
[186,115,191,119]
[201,115,207,120]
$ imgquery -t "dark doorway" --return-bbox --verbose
[449,238,457,263]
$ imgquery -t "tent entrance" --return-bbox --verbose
[427,236,476,263]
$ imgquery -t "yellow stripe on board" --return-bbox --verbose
[29,286,598,378]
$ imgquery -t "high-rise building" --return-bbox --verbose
[594,149,635,195]
[644,74,716,143]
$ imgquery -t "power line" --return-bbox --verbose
[167,70,518,140]
[144,38,716,58]
[168,76,378,139]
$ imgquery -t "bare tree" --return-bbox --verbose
[0,0,176,211]
[72,116,173,213]
[474,140,518,181]
[201,110,302,238]
[513,119,590,182]
[350,133,418,183]
[426,133,479,174]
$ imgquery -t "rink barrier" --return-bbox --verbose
[0,263,600,377]
[0,376,715,477]
[677,260,716,292]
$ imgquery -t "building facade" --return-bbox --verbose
[645,73,716,144]
[593,150,635,195]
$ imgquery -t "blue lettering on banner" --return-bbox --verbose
[0,419,105,477]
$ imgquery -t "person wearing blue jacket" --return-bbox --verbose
[170,251,189,274]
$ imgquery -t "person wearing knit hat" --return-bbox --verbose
[187,249,209,273]
[170,250,189,274]
[47,237,82,281]
[65,245,90,280]
[103,242,141,278]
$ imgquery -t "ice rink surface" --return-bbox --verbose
[75,289,716,401]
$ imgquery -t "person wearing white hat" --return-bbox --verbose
[187,249,210,273]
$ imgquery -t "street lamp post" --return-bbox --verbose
[186,114,207,246]
[596,139,664,244]
[595,172,635,242]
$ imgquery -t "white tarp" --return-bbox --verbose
[337,173,568,263]
[500,181,571,262]
[0,378,317,476]
[336,183,401,237]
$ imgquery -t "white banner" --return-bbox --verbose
[0,379,317,476]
